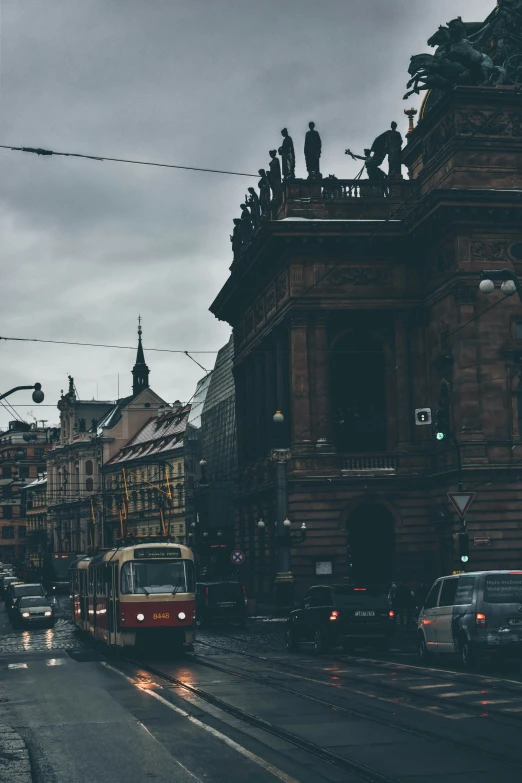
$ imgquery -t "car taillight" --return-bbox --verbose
[476,612,487,628]
[329,611,340,621]
[242,585,248,606]
[389,610,395,618]
[205,587,209,605]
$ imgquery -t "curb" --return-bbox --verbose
[0,724,32,782]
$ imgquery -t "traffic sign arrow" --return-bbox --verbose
[447,492,475,518]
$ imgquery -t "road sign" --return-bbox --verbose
[474,536,491,547]
[230,549,245,566]
[448,492,475,518]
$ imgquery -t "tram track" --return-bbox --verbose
[126,646,522,778]
[126,655,400,783]
[195,635,522,713]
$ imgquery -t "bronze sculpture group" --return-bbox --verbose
[231,4,522,261]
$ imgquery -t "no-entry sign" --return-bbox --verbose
[230,550,245,565]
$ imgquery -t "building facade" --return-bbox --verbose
[102,404,190,544]
[46,327,167,553]
[21,474,49,575]
[0,421,53,564]
[211,82,522,598]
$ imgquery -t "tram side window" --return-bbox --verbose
[88,569,94,596]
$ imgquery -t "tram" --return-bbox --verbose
[70,542,196,650]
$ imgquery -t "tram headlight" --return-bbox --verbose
[137,613,145,622]
[178,612,186,620]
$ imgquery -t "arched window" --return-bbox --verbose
[86,460,94,476]
[86,478,94,492]
[331,332,387,452]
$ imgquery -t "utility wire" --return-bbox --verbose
[0,144,258,178]
[0,335,218,354]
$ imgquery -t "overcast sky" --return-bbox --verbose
[0,0,495,429]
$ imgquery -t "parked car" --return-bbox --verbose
[196,581,248,627]
[11,596,55,628]
[286,584,396,654]
[418,570,522,667]
[1,576,21,600]
[6,583,47,617]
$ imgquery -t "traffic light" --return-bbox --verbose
[434,409,450,441]
[458,530,469,564]
[415,408,432,425]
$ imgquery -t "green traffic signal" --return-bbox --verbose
[436,431,445,441]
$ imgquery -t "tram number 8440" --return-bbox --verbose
[153,613,170,620]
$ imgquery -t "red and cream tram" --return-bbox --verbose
[71,542,196,650]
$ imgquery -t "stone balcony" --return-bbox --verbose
[274,178,415,222]
[339,453,398,475]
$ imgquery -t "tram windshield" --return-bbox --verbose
[120,559,195,595]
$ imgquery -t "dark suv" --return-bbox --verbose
[286,584,395,654]
[196,581,248,627]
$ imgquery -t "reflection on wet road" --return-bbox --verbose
[0,596,79,654]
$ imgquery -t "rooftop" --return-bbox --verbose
[105,405,191,466]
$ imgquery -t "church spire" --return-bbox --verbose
[132,315,150,396]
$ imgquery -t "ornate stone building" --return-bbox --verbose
[0,422,53,564]
[102,404,190,545]
[211,77,522,597]
[46,326,167,553]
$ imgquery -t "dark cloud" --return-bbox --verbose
[0,0,495,426]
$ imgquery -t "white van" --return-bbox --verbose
[418,570,522,667]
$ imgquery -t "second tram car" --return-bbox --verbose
[71,542,196,650]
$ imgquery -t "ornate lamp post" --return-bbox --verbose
[0,383,44,404]
[269,411,307,612]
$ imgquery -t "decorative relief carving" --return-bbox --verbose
[290,265,304,288]
[426,244,455,281]
[276,272,288,302]
[452,284,476,305]
[326,266,392,286]
[254,299,264,325]
[456,111,522,138]
[471,240,509,261]
[265,287,275,314]
[244,311,254,335]
[423,115,456,164]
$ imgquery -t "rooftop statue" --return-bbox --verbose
[370,122,403,180]
[239,203,253,243]
[258,169,272,216]
[404,16,507,100]
[279,128,295,180]
[304,122,322,180]
[247,187,261,229]
[345,147,387,182]
[230,219,243,258]
[268,150,282,198]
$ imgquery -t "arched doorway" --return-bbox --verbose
[331,332,387,453]
[347,503,395,587]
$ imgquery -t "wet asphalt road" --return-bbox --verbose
[2,600,522,782]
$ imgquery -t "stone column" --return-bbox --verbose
[289,316,312,448]
[394,312,412,448]
[309,315,332,445]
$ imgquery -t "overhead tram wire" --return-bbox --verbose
[0,144,258,178]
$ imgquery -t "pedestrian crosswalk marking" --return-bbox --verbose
[46,658,66,666]
[409,683,455,690]
[439,690,484,698]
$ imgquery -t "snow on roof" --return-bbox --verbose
[106,406,191,466]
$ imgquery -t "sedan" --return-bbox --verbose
[11,596,55,628]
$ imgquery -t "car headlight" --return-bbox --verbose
[178,612,186,620]
[22,612,30,618]
[137,613,145,622]
[44,611,52,617]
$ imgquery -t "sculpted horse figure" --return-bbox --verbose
[404,18,506,100]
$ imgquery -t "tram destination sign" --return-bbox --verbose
[134,547,182,559]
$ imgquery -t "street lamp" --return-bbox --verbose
[0,383,44,404]
[479,269,522,303]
